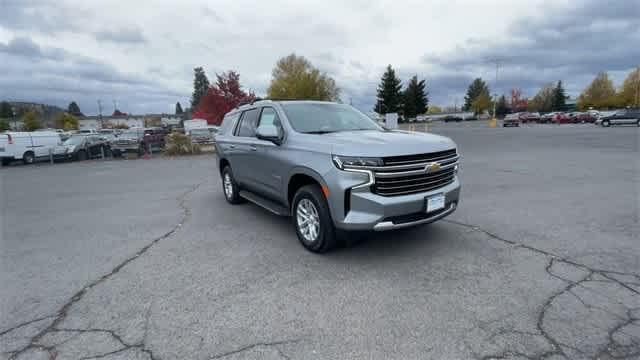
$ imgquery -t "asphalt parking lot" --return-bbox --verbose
[1,122,638,360]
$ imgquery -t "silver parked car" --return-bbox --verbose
[215,100,461,253]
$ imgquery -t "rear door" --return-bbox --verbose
[87,136,103,157]
[230,108,260,187]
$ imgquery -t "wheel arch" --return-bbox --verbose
[287,167,327,209]
[219,157,231,174]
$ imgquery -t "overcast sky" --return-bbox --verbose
[1,0,638,115]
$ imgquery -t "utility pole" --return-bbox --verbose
[489,59,502,118]
[636,69,640,108]
[97,100,103,128]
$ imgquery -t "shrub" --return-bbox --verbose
[164,132,201,156]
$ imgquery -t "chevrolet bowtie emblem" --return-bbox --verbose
[425,162,441,173]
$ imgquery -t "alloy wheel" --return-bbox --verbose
[296,199,320,243]
[223,173,233,199]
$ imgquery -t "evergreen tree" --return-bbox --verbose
[374,65,403,114]
[0,101,13,118]
[67,101,83,116]
[191,67,210,109]
[464,78,490,111]
[403,75,429,118]
[175,102,184,114]
[495,95,509,117]
[551,81,566,111]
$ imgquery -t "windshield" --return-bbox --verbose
[191,129,211,136]
[120,130,141,139]
[63,136,85,146]
[281,103,382,134]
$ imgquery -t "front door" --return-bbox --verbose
[248,107,287,201]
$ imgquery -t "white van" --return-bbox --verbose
[0,131,62,166]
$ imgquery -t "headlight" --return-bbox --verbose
[66,146,75,153]
[332,155,383,169]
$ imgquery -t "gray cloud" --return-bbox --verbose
[419,0,640,101]
[0,0,81,33]
[94,27,146,44]
[0,37,185,115]
[1,0,638,114]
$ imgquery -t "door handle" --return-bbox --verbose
[229,144,236,149]
[249,146,257,151]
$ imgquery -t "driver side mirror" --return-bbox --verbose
[256,125,282,145]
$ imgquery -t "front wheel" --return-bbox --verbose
[221,166,243,204]
[77,150,87,161]
[292,184,337,253]
[602,120,610,127]
[636,120,640,127]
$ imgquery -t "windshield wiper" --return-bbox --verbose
[304,130,337,134]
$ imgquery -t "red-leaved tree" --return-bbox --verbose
[510,88,528,112]
[192,71,255,125]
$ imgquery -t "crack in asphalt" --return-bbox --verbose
[2,182,202,360]
[444,219,640,360]
[208,339,301,359]
[0,316,56,337]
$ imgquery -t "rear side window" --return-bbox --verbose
[235,109,259,137]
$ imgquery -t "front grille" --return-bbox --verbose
[371,149,458,196]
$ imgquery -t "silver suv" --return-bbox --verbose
[215,100,461,252]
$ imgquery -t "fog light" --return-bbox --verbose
[454,164,459,174]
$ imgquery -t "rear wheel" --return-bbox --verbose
[22,151,35,165]
[636,120,640,127]
[292,184,337,253]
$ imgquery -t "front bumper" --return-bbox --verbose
[325,168,461,231]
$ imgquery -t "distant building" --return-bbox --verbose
[565,98,577,112]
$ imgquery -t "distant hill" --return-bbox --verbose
[5,101,66,128]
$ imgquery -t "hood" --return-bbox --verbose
[294,130,456,157]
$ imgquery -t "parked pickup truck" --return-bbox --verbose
[216,100,460,253]
[111,127,167,156]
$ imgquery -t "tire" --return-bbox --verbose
[22,151,35,165]
[104,146,113,158]
[636,120,640,127]
[292,184,337,253]
[221,166,243,204]
[77,150,87,161]
[602,120,610,127]
[1,158,11,166]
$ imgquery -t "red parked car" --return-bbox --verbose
[575,112,596,123]
[550,112,571,124]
